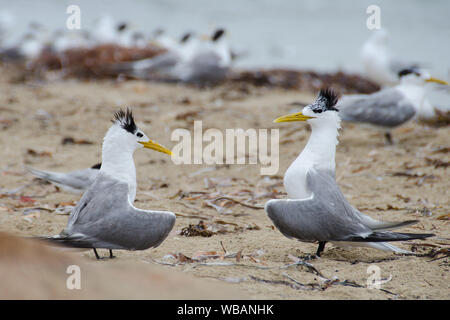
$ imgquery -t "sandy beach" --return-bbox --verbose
[0,65,448,300]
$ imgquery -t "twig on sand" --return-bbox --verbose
[212,196,264,209]
[249,275,315,291]
[220,241,227,253]
[193,262,271,269]
[282,273,315,290]
[285,254,324,277]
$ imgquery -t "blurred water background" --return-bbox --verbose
[2,0,449,100]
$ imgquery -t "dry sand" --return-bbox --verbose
[0,65,448,299]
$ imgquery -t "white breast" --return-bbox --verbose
[284,157,312,199]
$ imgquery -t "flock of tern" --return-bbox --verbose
[0,12,446,259]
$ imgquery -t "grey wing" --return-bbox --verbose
[27,167,98,193]
[266,169,371,242]
[187,52,228,83]
[130,51,179,75]
[111,51,180,78]
[65,173,175,250]
[266,168,431,243]
[338,89,416,127]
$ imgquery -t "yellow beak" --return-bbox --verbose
[426,77,448,85]
[139,139,173,156]
[273,111,315,123]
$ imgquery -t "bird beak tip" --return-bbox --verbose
[426,77,448,85]
[140,140,172,156]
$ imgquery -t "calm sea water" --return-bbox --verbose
[2,0,450,79]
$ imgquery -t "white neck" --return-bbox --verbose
[99,127,137,202]
[214,40,231,66]
[301,118,339,170]
[179,39,200,61]
[396,81,426,112]
[284,114,340,199]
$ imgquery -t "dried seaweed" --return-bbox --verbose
[61,137,94,145]
[424,157,449,169]
[228,69,380,94]
[29,44,166,79]
[179,220,260,237]
[180,220,214,237]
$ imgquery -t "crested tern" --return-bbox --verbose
[266,89,434,257]
[40,109,175,259]
[338,68,448,144]
[0,23,48,61]
[112,28,231,83]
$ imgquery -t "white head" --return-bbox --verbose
[398,68,448,87]
[177,31,200,58]
[274,89,341,129]
[274,89,341,182]
[209,28,230,66]
[103,108,172,157]
[199,28,227,47]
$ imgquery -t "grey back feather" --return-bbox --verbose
[337,88,416,127]
[65,173,175,250]
[266,168,372,242]
[187,52,228,83]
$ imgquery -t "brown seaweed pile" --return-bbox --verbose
[229,69,380,94]
[28,44,166,78]
[9,47,381,94]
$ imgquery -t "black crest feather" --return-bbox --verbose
[117,23,127,32]
[212,29,225,42]
[398,67,420,78]
[91,163,102,169]
[112,108,137,134]
[180,32,192,43]
[313,88,338,112]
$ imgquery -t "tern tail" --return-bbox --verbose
[369,219,419,231]
[34,235,95,249]
[345,231,434,242]
[34,234,124,250]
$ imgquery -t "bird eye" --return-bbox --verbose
[136,132,143,138]
[315,109,322,113]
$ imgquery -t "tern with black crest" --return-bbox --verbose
[112,28,231,83]
[39,109,175,259]
[338,68,448,144]
[265,89,434,257]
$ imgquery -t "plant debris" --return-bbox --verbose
[229,69,380,94]
[29,44,166,79]
[180,220,214,237]
[179,220,261,237]
[424,157,449,169]
[26,149,52,157]
[61,137,94,145]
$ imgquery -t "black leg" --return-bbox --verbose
[384,132,393,145]
[109,249,115,259]
[316,241,326,257]
[93,248,101,260]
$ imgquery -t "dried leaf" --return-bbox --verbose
[425,157,450,169]
[61,137,94,145]
[437,213,450,221]
[26,149,52,157]
[236,250,242,263]
[19,196,36,203]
